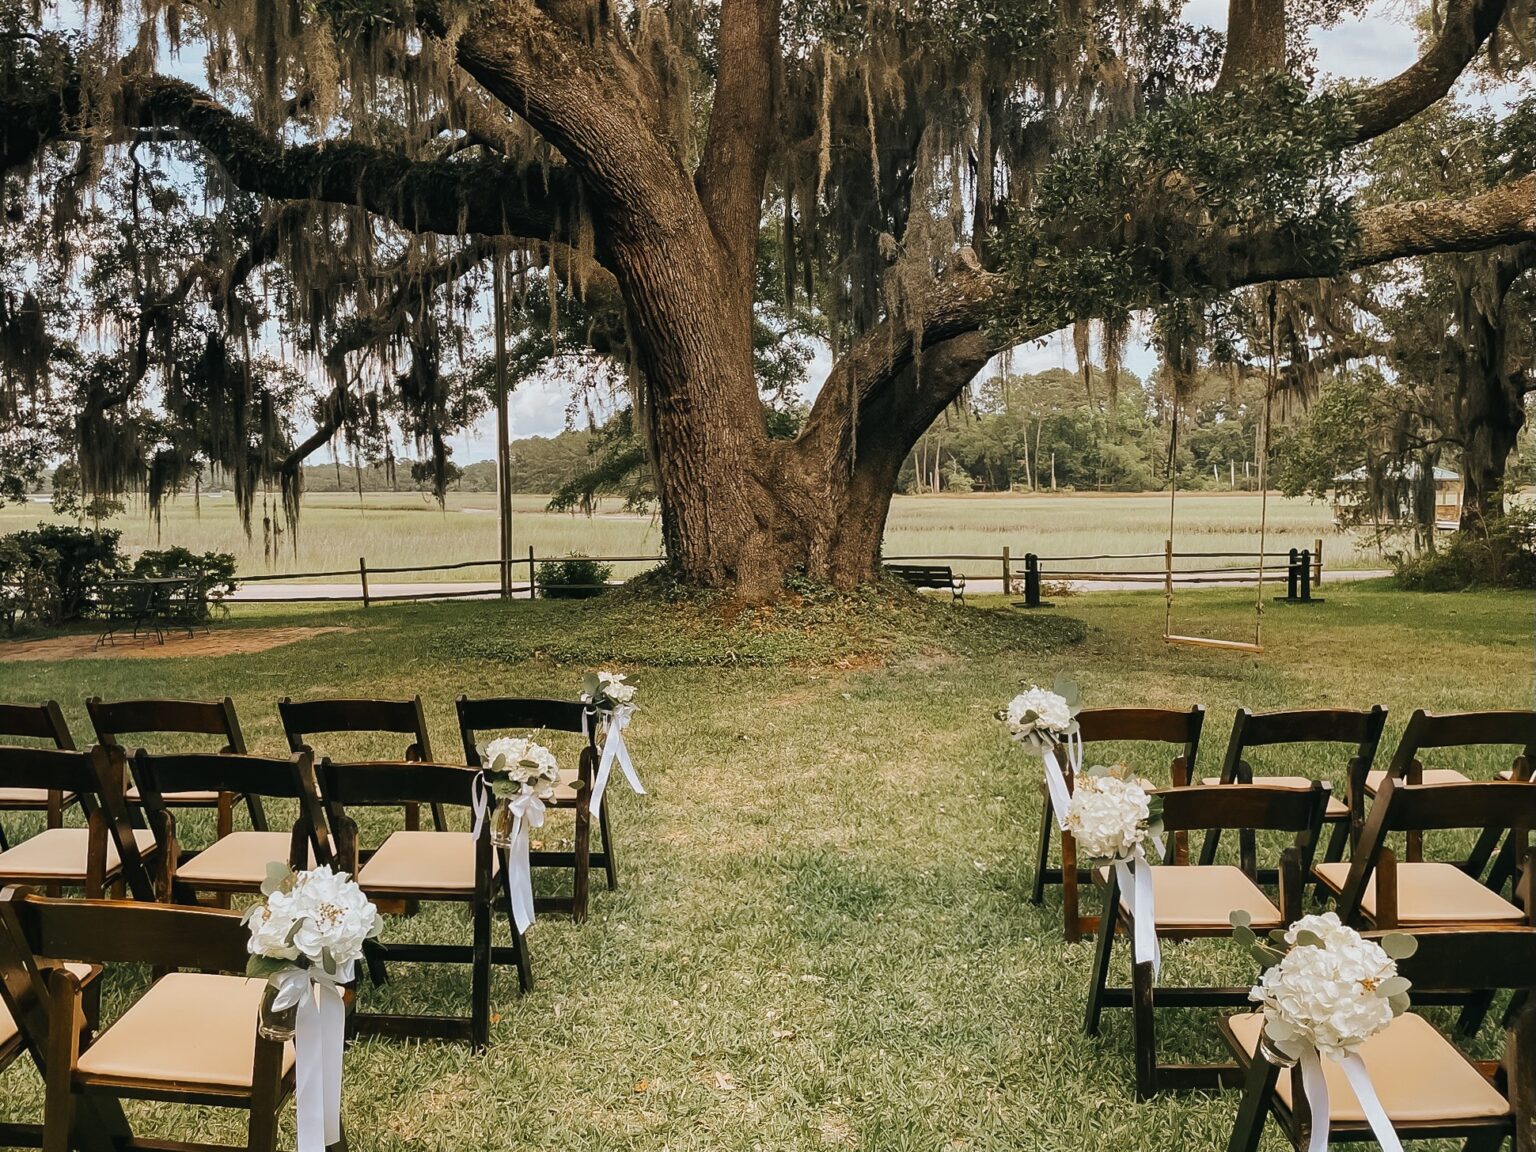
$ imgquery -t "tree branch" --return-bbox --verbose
[1214,0,1287,92]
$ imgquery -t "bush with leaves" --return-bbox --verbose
[132,547,239,620]
[0,524,123,622]
[1392,505,1536,591]
[537,554,615,600]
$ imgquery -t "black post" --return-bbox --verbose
[1285,548,1299,601]
[1024,554,1041,609]
[1299,549,1312,602]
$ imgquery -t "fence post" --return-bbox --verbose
[1286,548,1299,601]
[1024,553,1042,608]
[1313,537,1323,587]
[359,557,370,609]
[527,546,537,600]
[1001,546,1011,595]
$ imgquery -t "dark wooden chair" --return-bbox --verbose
[456,695,617,924]
[279,697,448,833]
[1197,706,1388,877]
[131,750,332,907]
[1221,926,1536,1152]
[0,702,79,852]
[86,696,268,837]
[320,757,530,1050]
[1360,709,1536,875]
[0,886,316,1152]
[1031,706,1205,942]
[0,744,156,903]
[1083,782,1331,1099]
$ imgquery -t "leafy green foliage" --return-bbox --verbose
[536,554,615,600]
[0,522,123,622]
[1392,505,1536,590]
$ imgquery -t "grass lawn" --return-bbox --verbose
[0,583,1528,1150]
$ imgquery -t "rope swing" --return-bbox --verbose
[1161,291,1276,655]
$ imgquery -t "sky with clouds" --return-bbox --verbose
[447,0,1470,462]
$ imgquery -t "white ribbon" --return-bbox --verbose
[1112,842,1162,977]
[1295,1044,1402,1152]
[268,964,351,1152]
[470,772,544,935]
[585,705,646,816]
[1042,745,1073,831]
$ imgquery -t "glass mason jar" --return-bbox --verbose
[257,980,298,1042]
[489,796,518,848]
[1257,1030,1299,1068]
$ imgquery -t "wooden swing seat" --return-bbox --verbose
[1162,634,1264,655]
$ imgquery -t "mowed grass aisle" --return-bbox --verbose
[0,584,1527,1150]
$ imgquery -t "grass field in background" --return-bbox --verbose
[0,584,1528,1150]
[0,490,1380,581]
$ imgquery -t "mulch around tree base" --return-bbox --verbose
[0,627,350,663]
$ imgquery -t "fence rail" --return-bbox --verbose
[228,538,1327,606]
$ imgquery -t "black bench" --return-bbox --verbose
[886,564,965,603]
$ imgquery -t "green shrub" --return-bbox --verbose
[0,524,123,622]
[536,554,615,599]
[133,546,240,622]
[1393,506,1536,591]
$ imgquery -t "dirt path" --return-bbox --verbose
[0,626,350,663]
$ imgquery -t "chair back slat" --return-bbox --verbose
[1156,783,1330,834]
[319,759,478,808]
[1078,707,1203,747]
[0,702,75,750]
[86,696,246,752]
[1230,706,1387,749]
[1385,709,1536,775]
[0,886,248,972]
[456,696,589,766]
[0,745,109,796]
[280,697,432,759]
[1380,927,1536,991]
[1374,778,1536,832]
[131,750,316,802]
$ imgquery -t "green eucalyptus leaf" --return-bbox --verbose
[1232,924,1257,948]
[1376,976,1411,997]
[1292,930,1324,949]
[245,954,292,980]
[261,860,291,896]
[1381,932,1418,960]
[1230,909,1253,929]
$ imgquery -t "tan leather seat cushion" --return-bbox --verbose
[1097,864,1284,930]
[1200,776,1347,818]
[0,788,76,806]
[359,831,490,894]
[1312,861,1525,924]
[1498,769,1516,781]
[126,785,226,805]
[1364,768,1469,794]
[1228,1011,1508,1122]
[77,972,294,1088]
[0,962,94,1049]
[0,828,157,879]
[176,832,313,885]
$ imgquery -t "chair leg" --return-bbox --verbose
[1457,990,1498,1038]
[1084,885,1117,1037]
[1031,799,1053,905]
[1226,1052,1280,1152]
[471,890,492,1051]
[430,802,449,831]
[1132,958,1159,1099]
[598,796,619,891]
[505,907,534,995]
[246,793,269,832]
[1198,827,1221,867]
[572,798,592,925]
[0,819,9,852]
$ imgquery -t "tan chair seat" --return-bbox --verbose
[1364,768,1469,794]
[547,767,582,806]
[1097,864,1285,930]
[0,962,94,1049]
[1313,861,1525,924]
[1498,769,1517,781]
[1200,776,1347,819]
[0,788,76,807]
[126,785,226,805]
[176,832,312,886]
[1228,1011,1508,1123]
[77,972,294,1089]
[0,828,157,879]
[359,831,492,894]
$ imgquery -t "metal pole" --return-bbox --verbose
[1025,553,1041,608]
[1300,550,1313,602]
[359,557,370,608]
[1286,548,1299,601]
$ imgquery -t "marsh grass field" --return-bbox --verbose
[0,490,1382,582]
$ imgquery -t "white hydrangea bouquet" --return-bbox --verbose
[473,735,563,934]
[580,669,646,813]
[1233,910,1415,1152]
[1068,764,1164,974]
[245,864,380,1152]
[998,676,1082,830]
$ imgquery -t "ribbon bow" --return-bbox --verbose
[267,963,351,1152]
[470,772,546,935]
[1297,1045,1403,1152]
[584,704,646,815]
[1042,729,1082,831]
[1111,840,1162,977]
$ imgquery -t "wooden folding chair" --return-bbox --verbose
[1197,706,1388,877]
[0,886,319,1152]
[1361,709,1536,875]
[1221,926,1536,1152]
[456,695,617,924]
[320,758,530,1050]
[1083,782,1331,1098]
[1031,706,1204,942]
[0,702,79,852]
[280,697,448,832]
[0,745,157,902]
[131,750,332,907]
[86,696,268,838]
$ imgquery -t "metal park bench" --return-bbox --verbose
[886,563,965,604]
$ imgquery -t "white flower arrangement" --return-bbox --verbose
[582,670,637,711]
[998,677,1080,755]
[1064,764,1162,862]
[244,864,381,979]
[1237,911,1414,1062]
[478,735,562,800]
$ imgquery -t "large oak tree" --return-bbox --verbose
[2,0,1533,597]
